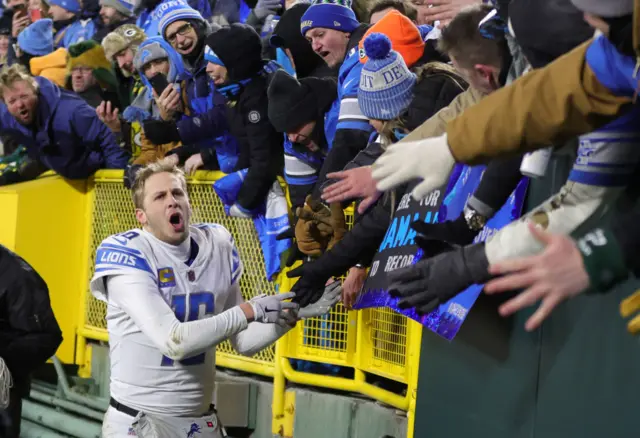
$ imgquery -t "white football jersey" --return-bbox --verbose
[90,224,243,416]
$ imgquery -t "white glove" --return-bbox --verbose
[298,281,342,319]
[250,292,299,327]
[371,134,455,201]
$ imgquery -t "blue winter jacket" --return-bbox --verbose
[56,19,97,48]
[311,24,374,198]
[585,35,638,98]
[0,77,129,179]
[173,53,239,173]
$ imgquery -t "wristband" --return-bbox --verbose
[577,226,628,294]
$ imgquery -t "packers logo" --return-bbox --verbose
[301,20,313,31]
[358,47,366,59]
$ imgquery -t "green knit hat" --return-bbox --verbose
[67,40,118,92]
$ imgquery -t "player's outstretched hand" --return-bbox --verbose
[298,281,342,319]
[249,292,299,328]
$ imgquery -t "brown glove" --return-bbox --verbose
[294,195,332,256]
[620,290,640,335]
[327,202,347,250]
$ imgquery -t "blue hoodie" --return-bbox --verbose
[125,36,191,122]
[0,77,129,178]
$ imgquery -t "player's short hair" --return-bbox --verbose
[0,64,39,101]
[437,4,503,69]
[131,160,188,209]
[369,0,417,22]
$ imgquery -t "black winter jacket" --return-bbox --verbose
[217,76,284,210]
[0,246,62,384]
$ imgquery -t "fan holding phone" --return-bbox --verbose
[122,36,190,166]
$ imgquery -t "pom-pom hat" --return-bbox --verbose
[358,33,416,121]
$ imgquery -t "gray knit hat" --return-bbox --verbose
[102,24,146,61]
[570,0,633,17]
[99,0,135,17]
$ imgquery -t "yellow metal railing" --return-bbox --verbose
[75,170,421,437]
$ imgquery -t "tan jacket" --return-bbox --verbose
[445,0,640,165]
[444,41,634,164]
[401,86,487,141]
[442,0,640,164]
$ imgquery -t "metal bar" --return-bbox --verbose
[51,357,109,411]
[22,399,102,438]
[29,390,105,421]
[77,327,108,343]
[279,357,410,411]
[20,420,70,438]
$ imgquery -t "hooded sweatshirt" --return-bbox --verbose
[125,36,190,165]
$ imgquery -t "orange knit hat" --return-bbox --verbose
[358,10,425,68]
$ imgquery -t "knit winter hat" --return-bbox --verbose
[358,10,424,68]
[43,0,81,14]
[570,0,633,17]
[17,19,54,57]
[358,33,416,121]
[157,0,205,39]
[133,37,183,84]
[67,40,118,90]
[101,24,146,61]
[300,0,359,36]
[267,69,337,132]
[204,24,264,82]
[99,0,135,17]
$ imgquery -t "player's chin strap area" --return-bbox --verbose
[110,397,229,438]
[0,357,12,410]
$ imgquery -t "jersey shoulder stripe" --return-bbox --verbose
[91,229,156,301]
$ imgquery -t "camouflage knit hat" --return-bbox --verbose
[101,23,146,61]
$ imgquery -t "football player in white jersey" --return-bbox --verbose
[90,161,299,437]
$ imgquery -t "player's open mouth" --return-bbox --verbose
[169,212,185,232]
[319,51,330,60]
[19,109,29,119]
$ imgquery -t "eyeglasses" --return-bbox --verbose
[166,23,193,44]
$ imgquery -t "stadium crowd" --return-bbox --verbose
[2,0,640,435]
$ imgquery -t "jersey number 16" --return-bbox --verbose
[161,292,215,367]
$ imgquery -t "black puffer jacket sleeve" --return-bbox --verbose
[236,85,284,210]
[0,246,63,383]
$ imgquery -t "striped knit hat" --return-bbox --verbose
[358,33,416,121]
[300,0,359,35]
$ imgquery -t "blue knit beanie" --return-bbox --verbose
[300,0,359,36]
[17,19,54,56]
[157,0,205,39]
[45,0,81,14]
[358,33,416,121]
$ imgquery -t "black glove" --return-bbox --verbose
[411,213,479,247]
[142,120,181,145]
[388,242,491,315]
[123,164,142,189]
[277,227,305,268]
[287,262,330,307]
